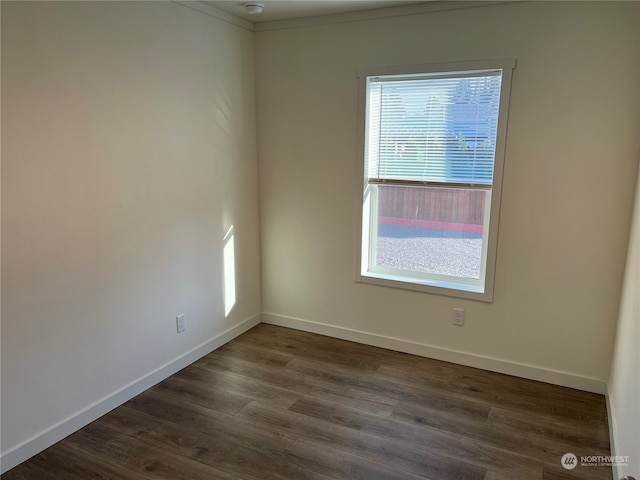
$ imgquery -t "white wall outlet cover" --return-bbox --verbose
[452,308,465,326]
[176,314,186,333]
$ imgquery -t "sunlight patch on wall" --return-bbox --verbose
[223,225,236,317]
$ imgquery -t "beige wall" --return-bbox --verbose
[256,2,639,385]
[1,0,260,460]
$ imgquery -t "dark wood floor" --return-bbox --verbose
[3,324,613,480]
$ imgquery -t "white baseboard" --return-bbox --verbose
[0,313,262,474]
[262,312,607,395]
[2,311,608,474]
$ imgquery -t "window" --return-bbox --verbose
[356,59,515,301]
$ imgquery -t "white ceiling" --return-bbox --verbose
[204,0,431,23]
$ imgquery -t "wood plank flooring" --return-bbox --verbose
[3,324,613,480]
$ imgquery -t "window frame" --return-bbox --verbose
[355,59,516,302]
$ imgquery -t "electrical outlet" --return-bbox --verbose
[176,314,186,333]
[452,308,465,326]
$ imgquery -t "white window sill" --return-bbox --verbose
[356,271,493,302]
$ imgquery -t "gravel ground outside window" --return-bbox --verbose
[376,223,482,279]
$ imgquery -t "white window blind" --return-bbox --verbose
[366,70,503,186]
